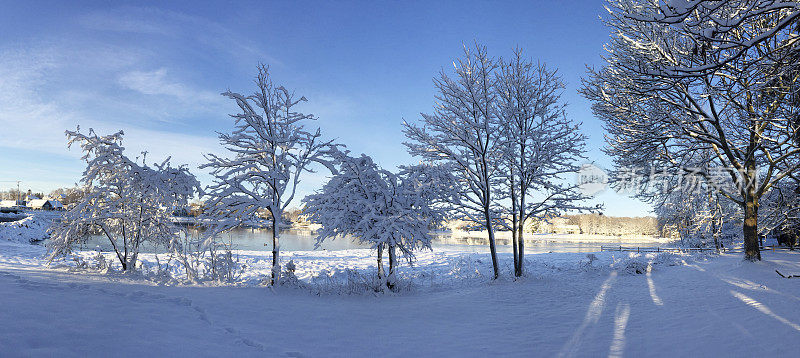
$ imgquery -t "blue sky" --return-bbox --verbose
[0,0,652,216]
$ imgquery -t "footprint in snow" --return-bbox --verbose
[237,338,265,350]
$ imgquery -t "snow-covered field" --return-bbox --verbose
[1,235,800,357]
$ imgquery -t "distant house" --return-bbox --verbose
[26,199,63,211]
[560,224,581,234]
[0,199,24,208]
[536,217,582,234]
[23,190,41,203]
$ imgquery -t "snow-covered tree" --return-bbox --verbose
[404,43,503,279]
[630,147,742,249]
[303,153,450,290]
[760,176,800,237]
[653,178,741,250]
[48,186,86,206]
[201,64,339,283]
[495,49,596,277]
[48,128,200,271]
[582,0,800,261]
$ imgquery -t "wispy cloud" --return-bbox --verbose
[77,6,281,67]
[118,68,227,112]
[119,68,191,97]
[0,46,74,154]
[0,5,329,196]
[78,7,173,35]
[0,41,225,191]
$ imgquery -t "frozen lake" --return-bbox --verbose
[73,227,667,255]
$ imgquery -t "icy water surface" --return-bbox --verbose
[72,227,662,254]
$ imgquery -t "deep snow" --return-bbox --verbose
[1,238,800,357]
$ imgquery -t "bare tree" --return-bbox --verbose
[404,43,503,279]
[582,0,800,261]
[202,64,340,283]
[496,49,595,277]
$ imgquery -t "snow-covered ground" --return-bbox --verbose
[1,237,800,357]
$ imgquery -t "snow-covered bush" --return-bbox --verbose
[162,233,246,283]
[204,242,245,283]
[48,128,201,271]
[304,153,449,291]
[276,260,300,286]
[611,252,685,275]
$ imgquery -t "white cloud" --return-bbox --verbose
[118,68,223,105]
[120,68,186,97]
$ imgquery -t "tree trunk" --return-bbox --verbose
[743,191,761,261]
[271,217,281,283]
[388,245,396,274]
[713,196,721,253]
[510,167,520,277]
[516,193,526,277]
[377,243,385,281]
[130,249,139,272]
[743,125,761,261]
[485,208,500,279]
[511,214,519,277]
[517,216,525,277]
[387,244,397,290]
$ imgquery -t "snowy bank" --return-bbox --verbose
[41,242,703,295]
[446,230,675,244]
[0,211,56,244]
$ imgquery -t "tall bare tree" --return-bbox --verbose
[202,65,340,283]
[404,44,503,279]
[496,49,595,277]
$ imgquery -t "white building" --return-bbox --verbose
[26,199,63,211]
[1,200,17,208]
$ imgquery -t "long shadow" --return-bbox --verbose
[646,261,663,306]
[608,302,631,358]
[558,271,617,358]
[730,290,800,332]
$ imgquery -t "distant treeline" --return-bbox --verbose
[0,189,44,201]
[542,214,659,237]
